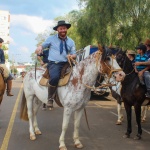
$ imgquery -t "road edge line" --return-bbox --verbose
[0,84,23,150]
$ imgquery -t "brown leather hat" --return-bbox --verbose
[126,50,136,55]
[145,39,150,46]
[53,20,71,31]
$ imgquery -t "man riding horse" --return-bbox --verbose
[35,20,76,108]
[135,39,150,98]
[0,37,13,96]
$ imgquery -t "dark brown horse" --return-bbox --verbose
[116,49,147,139]
[0,67,6,105]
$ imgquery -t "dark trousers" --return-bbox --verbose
[47,61,67,86]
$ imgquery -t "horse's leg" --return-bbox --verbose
[141,106,147,122]
[116,102,123,125]
[33,97,42,135]
[73,108,84,149]
[59,108,72,150]
[134,104,142,140]
[26,95,36,140]
[123,102,132,138]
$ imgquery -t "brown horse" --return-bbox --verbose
[0,67,6,105]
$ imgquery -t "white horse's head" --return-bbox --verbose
[97,44,125,82]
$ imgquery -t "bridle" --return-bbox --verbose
[118,53,134,76]
[101,54,122,79]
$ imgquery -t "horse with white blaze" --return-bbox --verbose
[20,46,125,150]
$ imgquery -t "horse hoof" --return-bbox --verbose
[116,121,122,125]
[134,134,141,140]
[30,135,36,140]
[35,130,42,135]
[75,143,84,149]
[123,134,130,138]
[49,107,53,111]
[59,146,67,150]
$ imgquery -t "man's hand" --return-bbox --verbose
[138,70,144,77]
[35,45,43,54]
[40,60,44,66]
[67,54,76,60]
[134,62,143,66]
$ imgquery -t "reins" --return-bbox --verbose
[122,55,135,76]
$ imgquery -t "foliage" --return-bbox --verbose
[77,0,150,49]
[35,0,150,51]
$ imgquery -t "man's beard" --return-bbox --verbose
[59,32,67,38]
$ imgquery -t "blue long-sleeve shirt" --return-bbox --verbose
[42,34,76,62]
[0,49,5,64]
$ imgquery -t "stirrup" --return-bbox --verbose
[47,99,54,108]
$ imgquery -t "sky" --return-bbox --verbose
[0,0,80,63]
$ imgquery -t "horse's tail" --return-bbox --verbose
[20,91,29,121]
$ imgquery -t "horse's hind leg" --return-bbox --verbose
[73,108,84,149]
[26,95,36,140]
[33,97,42,135]
[59,108,72,150]
[134,104,142,140]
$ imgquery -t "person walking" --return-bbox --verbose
[35,20,76,108]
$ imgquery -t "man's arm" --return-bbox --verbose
[37,55,44,66]
[135,61,150,66]
[35,45,43,54]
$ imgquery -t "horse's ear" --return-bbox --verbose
[98,43,103,52]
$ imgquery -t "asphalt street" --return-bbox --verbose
[0,78,150,150]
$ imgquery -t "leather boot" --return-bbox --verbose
[6,80,14,96]
[47,84,57,108]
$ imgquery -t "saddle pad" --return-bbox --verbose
[39,69,72,87]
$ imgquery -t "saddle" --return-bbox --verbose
[39,62,73,107]
[39,62,72,87]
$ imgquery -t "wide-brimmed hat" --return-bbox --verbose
[127,50,136,55]
[135,43,147,52]
[145,39,150,46]
[53,20,71,31]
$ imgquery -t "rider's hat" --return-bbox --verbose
[135,43,147,52]
[53,20,71,31]
[144,39,150,47]
[127,50,136,55]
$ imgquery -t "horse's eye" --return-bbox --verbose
[116,54,122,59]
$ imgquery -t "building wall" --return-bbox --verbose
[0,10,10,66]
[0,10,10,46]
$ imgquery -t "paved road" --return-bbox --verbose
[0,79,150,150]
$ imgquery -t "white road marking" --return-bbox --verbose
[110,111,150,135]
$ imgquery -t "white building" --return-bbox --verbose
[0,10,10,68]
[0,10,10,45]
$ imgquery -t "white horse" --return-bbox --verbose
[20,47,125,150]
